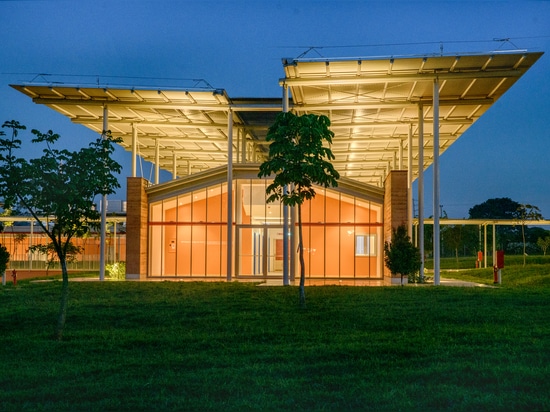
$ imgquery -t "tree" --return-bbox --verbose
[384,225,421,285]
[0,120,122,340]
[441,224,463,265]
[469,197,520,219]
[537,236,550,256]
[258,112,339,307]
[515,204,543,266]
[469,197,520,252]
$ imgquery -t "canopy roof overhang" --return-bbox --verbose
[11,50,543,188]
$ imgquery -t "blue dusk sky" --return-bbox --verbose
[1,0,549,218]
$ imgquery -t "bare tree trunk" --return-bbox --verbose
[297,203,306,308]
[55,258,69,341]
[522,224,526,266]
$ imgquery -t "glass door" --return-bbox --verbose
[267,227,284,276]
[237,226,285,278]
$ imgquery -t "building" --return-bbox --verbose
[12,51,543,284]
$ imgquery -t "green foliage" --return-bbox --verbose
[0,120,122,340]
[469,197,520,219]
[0,243,9,273]
[537,236,550,255]
[0,121,122,250]
[28,242,83,269]
[1,282,549,411]
[384,225,422,283]
[258,112,340,207]
[105,261,126,280]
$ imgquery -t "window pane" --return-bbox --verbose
[192,189,207,222]
[207,185,222,222]
[191,225,206,275]
[177,194,192,222]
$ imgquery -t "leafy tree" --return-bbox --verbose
[258,112,339,307]
[0,120,121,340]
[469,197,520,251]
[384,225,421,285]
[441,224,463,265]
[515,204,543,265]
[537,236,550,256]
[469,197,520,219]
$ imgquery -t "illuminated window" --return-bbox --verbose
[356,234,376,256]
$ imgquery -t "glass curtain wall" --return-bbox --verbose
[148,178,382,279]
[149,183,228,278]
[301,190,382,279]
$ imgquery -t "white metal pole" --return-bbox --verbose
[113,219,117,263]
[418,103,425,282]
[282,84,290,285]
[29,220,34,270]
[99,105,108,281]
[172,152,177,180]
[131,123,137,178]
[226,109,234,281]
[433,78,441,286]
[407,125,413,238]
[154,139,160,185]
[241,130,247,163]
[493,223,497,266]
[484,224,488,268]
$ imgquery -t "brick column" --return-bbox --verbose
[383,170,408,284]
[126,177,148,280]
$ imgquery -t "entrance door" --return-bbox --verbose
[267,227,284,275]
[237,226,285,278]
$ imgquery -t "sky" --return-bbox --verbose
[1,0,549,219]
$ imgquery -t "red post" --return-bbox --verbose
[11,269,17,286]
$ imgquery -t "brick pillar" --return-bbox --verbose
[126,177,148,280]
[383,170,409,284]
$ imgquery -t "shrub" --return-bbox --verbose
[384,225,422,284]
[0,244,9,273]
[105,262,126,280]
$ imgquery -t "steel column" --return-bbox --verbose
[154,139,160,184]
[418,103,425,282]
[407,125,413,238]
[433,78,441,285]
[226,110,234,281]
[99,105,108,281]
[172,152,177,180]
[282,85,290,285]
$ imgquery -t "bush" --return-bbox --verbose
[384,225,422,284]
[105,262,126,280]
[0,244,9,273]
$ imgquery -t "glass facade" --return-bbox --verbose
[148,178,383,279]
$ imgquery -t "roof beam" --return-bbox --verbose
[33,98,283,112]
[280,69,522,87]
[294,98,494,111]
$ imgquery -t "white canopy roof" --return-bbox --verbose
[11,50,542,188]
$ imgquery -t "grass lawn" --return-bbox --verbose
[1,271,549,411]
